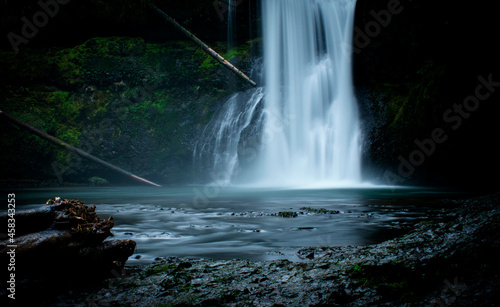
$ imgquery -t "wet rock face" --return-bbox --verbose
[33,193,500,306]
[0,36,258,185]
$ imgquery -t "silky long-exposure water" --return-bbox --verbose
[195,0,362,187]
[8,186,465,264]
[258,0,361,186]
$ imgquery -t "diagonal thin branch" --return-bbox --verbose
[151,4,257,88]
[0,109,161,187]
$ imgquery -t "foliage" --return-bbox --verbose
[0,36,247,184]
[88,176,109,186]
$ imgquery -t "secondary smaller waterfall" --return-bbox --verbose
[193,88,264,184]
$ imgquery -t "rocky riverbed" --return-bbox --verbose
[10,193,500,306]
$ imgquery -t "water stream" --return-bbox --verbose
[8,186,464,264]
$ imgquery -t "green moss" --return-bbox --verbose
[82,37,146,56]
[87,91,112,119]
[1,36,246,183]
[200,55,217,70]
[128,96,170,125]
[144,263,179,276]
[2,88,84,165]
[53,47,83,86]
[193,41,251,74]
[300,207,340,214]
[224,43,252,62]
[352,264,365,274]
[278,211,298,218]
[88,176,109,186]
[52,91,81,116]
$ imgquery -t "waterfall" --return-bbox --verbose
[256,0,362,187]
[193,88,264,185]
[194,0,362,187]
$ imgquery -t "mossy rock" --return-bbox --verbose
[300,207,340,214]
[88,176,109,186]
[278,211,298,218]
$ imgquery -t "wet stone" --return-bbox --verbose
[24,193,500,306]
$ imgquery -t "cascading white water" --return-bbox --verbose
[256,0,362,187]
[193,88,264,185]
[194,0,362,187]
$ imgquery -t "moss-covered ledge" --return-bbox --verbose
[0,37,257,185]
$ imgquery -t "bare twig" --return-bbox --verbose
[0,109,161,187]
[151,4,257,87]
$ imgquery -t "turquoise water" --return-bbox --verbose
[2,185,466,263]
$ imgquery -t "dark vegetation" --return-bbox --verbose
[0,0,498,189]
[353,0,500,189]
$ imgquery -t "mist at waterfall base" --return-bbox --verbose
[195,0,363,188]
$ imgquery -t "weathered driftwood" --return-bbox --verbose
[151,4,257,88]
[0,229,135,265]
[78,239,136,268]
[0,229,74,255]
[0,204,60,236]
[0,109,161,187]
[0,198,136,275]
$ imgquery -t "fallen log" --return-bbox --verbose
[0,197,136,276]
[0,229,74,256]
[0,229,135,269]
[78,239,136,268]
[0,109,161,187]
[151,4,257,88]
[0,204,59,236]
